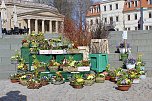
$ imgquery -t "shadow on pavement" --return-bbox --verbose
[0,91,27,101]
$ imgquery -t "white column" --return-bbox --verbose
[28,19,31,34]
[61,21,64,33]
[49,20,52,33]
[35,19,38,34]
[42,20,45,33]
[56,21,58,33]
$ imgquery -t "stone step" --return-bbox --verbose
[109,60,124,68]
[0,49,16,57]
[0,71,17,80]
[0,64,16,71]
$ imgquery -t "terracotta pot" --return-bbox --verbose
[117,85,131,91]
[110,77,116,82]
[105,76,111,80]
[19,80,27,86]
[84,80,94,86]
[72,84,83,89]
[95,77,105,83]
[41,81,49,86]
[52,80,64,85]
[10,79,19,83]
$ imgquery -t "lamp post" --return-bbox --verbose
[0,16,2,38]
[139,0,144,30]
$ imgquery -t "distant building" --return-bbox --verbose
[86,2,101,32]
[123,0,152,30]
[0,0,64,34]
[100,0,125,31]
[86,0,152,31]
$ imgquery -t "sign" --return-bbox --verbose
[122,31,127,39]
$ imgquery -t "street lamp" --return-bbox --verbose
[139,0,144,30]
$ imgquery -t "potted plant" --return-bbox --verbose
[37,62,47,72]
[116,72,132,91]
[27,78,42,89]
[48,58,60,72]
[70,74,84,89]
[10,73,21,83]
[136,53,145,70]
[84,74,95,86]
[22,39,29,47]
[10,50,21,64]
[103,64,111,80]
[125,58,136,69]
[40,76,49,86]
[95,73,105,83]
[128,69,140,84]
[51,72,65,85]
[19,74,30,86]
[117,42,130,54]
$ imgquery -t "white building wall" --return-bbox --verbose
[124,9,152,30]
[100,0,125,31]
[86,16,100,31]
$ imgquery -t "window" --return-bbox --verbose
[135,1,138,7]
[110,17,113,24]
[145,26,148,30]
[90,8,93,13]
[96,19,98,24]
[149,26,152,30]
[116,16,119,22]
[97,5,100,13]
[148,0,152,4]
[110,5,112,10]
[128,15,130,21]
[104,18,107,23]
[135,27,138,30]
[104,6,106,11]
[116,3,118,9]
[149,12,152,18]
[128,2,131,8]
[128,27,130,30]
[90,20,93,25]
[135,14,137,20]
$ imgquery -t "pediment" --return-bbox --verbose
[18,10,64,18]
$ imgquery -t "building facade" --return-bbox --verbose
[100,0,125,31]
[86,2,101,31]
[86,0,152,31]
[0,0,64,34]
[123,0,152,30]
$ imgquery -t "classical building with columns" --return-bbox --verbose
[0,0,64,34]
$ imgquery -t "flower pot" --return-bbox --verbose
[11,60,18,64]
[19,79,27,86]
[110,77,116,82]
[48,66,58,72]
[37,67,46,72]
[10,79,19,83]
[72,84,83,89]
[119,48,126,54]
[120,53,128,61]
[95,77,105,83]
[52,80,64,85]
[140,66,145,71]
[41,81,49,86]
[117,85,131,91]
[84,80,94,86]
[22,43,29,47]
[105,76,111,80]
[126,64,135,69]
[140,75,146,80]
[133,79,140,84]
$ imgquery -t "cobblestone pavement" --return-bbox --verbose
[0,78,152,101]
